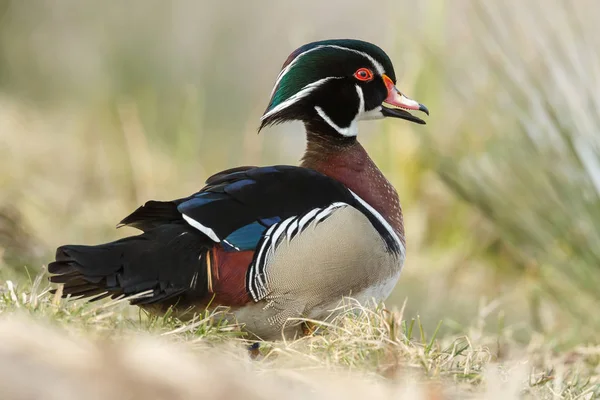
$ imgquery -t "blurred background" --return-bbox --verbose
[1,0,598,343]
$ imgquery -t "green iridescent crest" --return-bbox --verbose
[262,39,396,119]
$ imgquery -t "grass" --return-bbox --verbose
[0,274,598,399]
[416,0,600,341]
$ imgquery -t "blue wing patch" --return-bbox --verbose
[221,217,281,251]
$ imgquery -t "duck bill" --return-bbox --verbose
[381,74,429,125]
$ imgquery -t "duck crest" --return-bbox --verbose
[301,129,405,247]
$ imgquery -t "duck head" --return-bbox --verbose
[259,39,429,137]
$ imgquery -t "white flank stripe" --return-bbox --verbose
[250,222,278,296]
[298,208,320,231]
[254,216,295,297]
[264,223,278,237]
[349,190,405,259]
[315,202,347,223]
[261,77,339,121]
[247,247,262,299]
[252,228,272,284]
[250,239,269,300]
[182,214,220,242]
[270,216,294,248]
[286,218,299,243]
[255,224,275,264]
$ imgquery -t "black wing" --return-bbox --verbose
[119,165,358,243]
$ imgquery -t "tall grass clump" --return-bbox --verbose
[423,0,600,339]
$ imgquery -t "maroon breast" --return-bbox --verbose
[301,139,405,247]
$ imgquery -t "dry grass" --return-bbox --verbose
[419,0,600,340]
[0,276,598,399]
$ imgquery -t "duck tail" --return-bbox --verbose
[47,224,210,305]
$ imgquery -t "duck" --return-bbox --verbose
[48,39,429,340]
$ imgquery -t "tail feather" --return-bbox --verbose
[48,272,81,284]
[117,200,182,231]
[48,224,211,307]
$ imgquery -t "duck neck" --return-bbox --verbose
[300,124,405,246]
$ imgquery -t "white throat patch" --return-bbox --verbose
[314,84,365,137]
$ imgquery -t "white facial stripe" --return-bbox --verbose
[261,77,340,121]
[313,45,385,75]
[355,84,365,114]
[327,45,385,75]
[268,46,326,99]
[182,214,220,242]
[267,44,385,101]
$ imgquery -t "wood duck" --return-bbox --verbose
[48,39,428,340]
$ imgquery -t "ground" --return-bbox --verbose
[0,273,597,400]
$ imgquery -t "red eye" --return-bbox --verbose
[354,68,373,81]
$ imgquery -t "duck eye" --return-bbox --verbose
[354,68,373,81]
